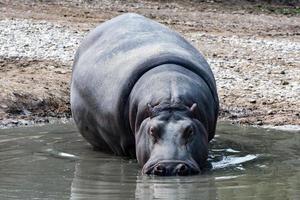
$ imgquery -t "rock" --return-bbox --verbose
[0,104,8,109]
[249,99,256,104]
[54,69,67,74]
[256,120,263,126]
[267,110,275,115]
[23,109,31,116]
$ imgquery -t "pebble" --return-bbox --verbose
[249,99,257,104]
[256,120,263,126]
[267,110,275,115]
[280,70,286,74]
[54,69,68,74]
[0,104,8,109]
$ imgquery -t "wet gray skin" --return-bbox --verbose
[128,64,218,176]
[137,109,208,176]
[71,14,219,173]
[1,122,300,199]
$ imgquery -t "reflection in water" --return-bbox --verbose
[135,175,217,199]
[70,157,139,199]
[0,122,299,199]
[70,157,217,199]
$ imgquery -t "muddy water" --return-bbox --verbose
[0,122,299,200]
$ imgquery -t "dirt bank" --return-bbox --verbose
[0,0,299,127]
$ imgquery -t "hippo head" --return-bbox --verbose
[135,103,209,176]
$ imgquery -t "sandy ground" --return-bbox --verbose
[0,0,299,127]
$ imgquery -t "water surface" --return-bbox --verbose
[0,122,299,199]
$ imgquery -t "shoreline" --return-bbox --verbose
[1,118,299,133]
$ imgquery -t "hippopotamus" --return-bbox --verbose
[71,13,219,176]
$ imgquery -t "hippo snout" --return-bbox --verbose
[153,163,189,176]
[144,160,200,176]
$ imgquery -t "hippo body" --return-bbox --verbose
[71,13,219,175]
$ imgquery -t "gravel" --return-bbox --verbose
[0,19,84,63]
[187,32,300,114]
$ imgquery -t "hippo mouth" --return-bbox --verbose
[142,159,201,176]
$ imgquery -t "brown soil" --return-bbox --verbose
[0,58,71,123]
[0,0,299,127]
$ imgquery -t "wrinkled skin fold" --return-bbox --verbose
[71,13,219,176]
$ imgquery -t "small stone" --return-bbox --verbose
[256,120,263,126]
[249,99,256,104]
[0,104,8,109]
[280,70,285,74]
[229,114,237,119]
[23,109,31,116]
[267,110,274,115]
[54,69,67,74]
[282,81,289,85]
[11,119,18,124]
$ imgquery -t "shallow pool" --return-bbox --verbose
[0,122,299,199]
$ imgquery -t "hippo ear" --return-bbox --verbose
[190,103,200,119]
[147,103,154,118]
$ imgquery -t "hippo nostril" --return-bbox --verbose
[176,163,189,176]
[153,164,166,176]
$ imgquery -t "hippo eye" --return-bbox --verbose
[183,126,194,140]
[149,126,159,141]
[149,126,156,136]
